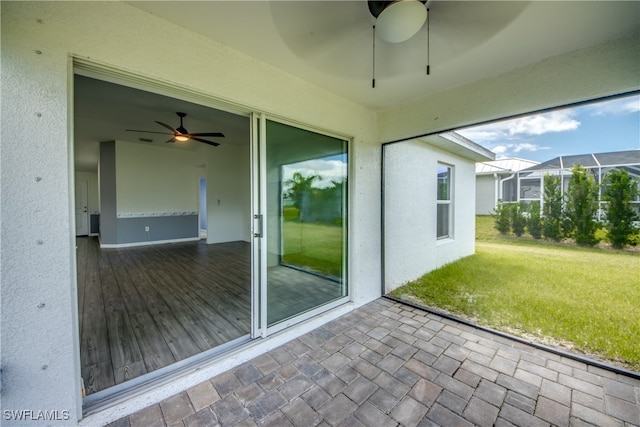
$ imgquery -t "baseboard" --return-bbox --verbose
[99,237,200,249]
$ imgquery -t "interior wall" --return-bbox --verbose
[115,141,200,214]
[99,141,118,245]
[206,143,251,244]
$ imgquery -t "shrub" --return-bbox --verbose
[493,199,511,235]
[565,165,600,246]
[510,201,527,237]
[527,201,542,239]
[602,169,639,249]
[541,174,564,241]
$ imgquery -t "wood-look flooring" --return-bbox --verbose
[77,237,251,396]
[77,237,345,396]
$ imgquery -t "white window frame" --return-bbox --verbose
[437,163,453,240]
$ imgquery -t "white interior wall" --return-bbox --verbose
[384,141,477,291]
[206,143,251,244]
[115,141,200,214]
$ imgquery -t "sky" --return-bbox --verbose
[457,94,640,163]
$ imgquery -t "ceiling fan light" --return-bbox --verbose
[174,135,189,142]
[376,0,427,43]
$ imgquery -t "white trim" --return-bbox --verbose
[67,54,85,422]
[116,211,197,218]
[99,236,200,249]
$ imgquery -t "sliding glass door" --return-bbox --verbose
[253,116,349,332]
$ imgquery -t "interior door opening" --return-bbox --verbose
[75,180,89,236]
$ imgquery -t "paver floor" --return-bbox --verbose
[109,298,640,427]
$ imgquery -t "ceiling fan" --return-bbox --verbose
[126,112,224,146]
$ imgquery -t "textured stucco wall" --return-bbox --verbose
[378,34,640,144]
[0,2,377,425]
[383,140,478,291]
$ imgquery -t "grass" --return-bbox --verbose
[392,215,640,372]
[282,220,343,278]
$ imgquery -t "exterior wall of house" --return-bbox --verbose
[1,2,637,426]
[476,175,498,215]
[0,2,378,425]
[383,140,477,291]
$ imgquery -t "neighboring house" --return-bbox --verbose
[475,158,540,215]
[512,150,640,216]
[1,2,638,426]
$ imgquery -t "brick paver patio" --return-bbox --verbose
[109,298,640,427]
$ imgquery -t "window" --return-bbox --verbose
[437,164,452,239]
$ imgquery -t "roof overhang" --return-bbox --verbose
[418,131,495,162]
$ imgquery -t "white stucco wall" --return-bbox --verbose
[1,1,638,426]
[0,2,378,425]
[383,140,477,291]
[476,174,498,215]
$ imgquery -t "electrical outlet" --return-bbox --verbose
[145,226,150,232]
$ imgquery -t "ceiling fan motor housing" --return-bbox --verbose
[369,0,428,43]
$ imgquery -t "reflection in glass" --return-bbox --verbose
[266,120,348,326]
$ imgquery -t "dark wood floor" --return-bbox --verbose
[77,237,345,396]
[77,237,252,395]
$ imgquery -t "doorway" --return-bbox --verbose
[74,71,254,400]
[75,180,89,236]
[72,64,351,406]
[255,117,350,331]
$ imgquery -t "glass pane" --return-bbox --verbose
[503,179,517,202]
[265,120,348,326]
[520,178,541,199]
[437,203,449,238]
[437,165,450,200]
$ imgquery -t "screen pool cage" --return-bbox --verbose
[501,150,640,220]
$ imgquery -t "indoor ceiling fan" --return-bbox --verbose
[126,112,224,146]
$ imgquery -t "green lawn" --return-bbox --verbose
[282,220,343,278]
[391,215,640,371]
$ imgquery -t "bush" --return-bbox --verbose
[542,174,564,241]
[510,201,527,237]
[565,165,600,246]
[602,169,639,249]
[493,199,511,235]
[527,201,542,239]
